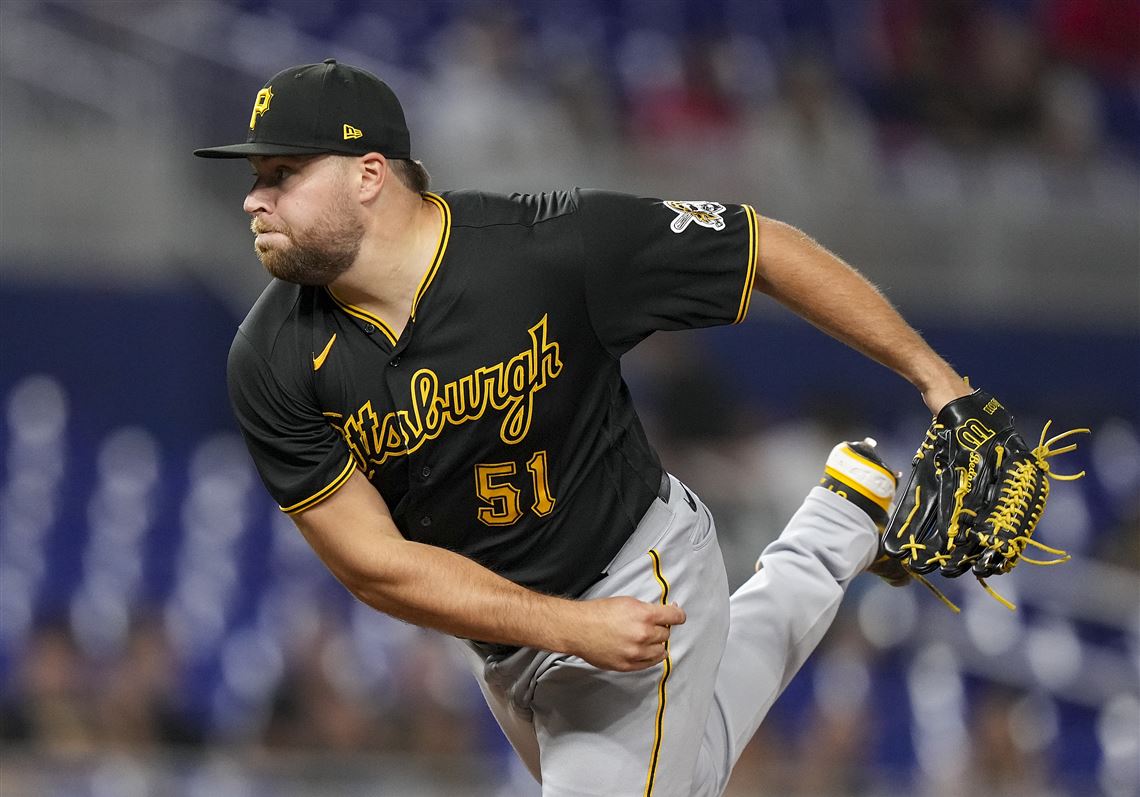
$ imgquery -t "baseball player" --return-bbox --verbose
[195,60,969,796]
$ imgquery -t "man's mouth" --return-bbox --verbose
[250,218,287,236]
[251,221,288,250]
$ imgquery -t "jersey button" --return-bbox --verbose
[390,356,401,367]
[420,466,431,479]
[363,323,375,334]
[420,516,431,527]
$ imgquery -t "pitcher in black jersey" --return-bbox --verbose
[196,61,968,796]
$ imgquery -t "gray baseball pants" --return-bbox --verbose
[461,474,878,796]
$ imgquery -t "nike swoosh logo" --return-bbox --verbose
[313,333,337,371]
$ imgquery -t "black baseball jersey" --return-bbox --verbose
[228,190,758,597]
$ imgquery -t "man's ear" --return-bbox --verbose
[357,152,388,203]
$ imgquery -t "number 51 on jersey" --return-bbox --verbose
[474,451,555,526]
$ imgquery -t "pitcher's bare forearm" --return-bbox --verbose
[754,217,969,413]
[292,469,684,671]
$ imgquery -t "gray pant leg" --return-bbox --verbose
[530,491,730,796]
[693,486,879,797]
[463,476,731,797]
[463,484,874,796]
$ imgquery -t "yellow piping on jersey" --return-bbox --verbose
[280,455,356,514]
[734,204,758,324]
[413,193,452,320]
[324,289,400,345]
[322,193,450,341]
[646,548,672,797]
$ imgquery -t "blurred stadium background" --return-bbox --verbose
[1,0,1137,795]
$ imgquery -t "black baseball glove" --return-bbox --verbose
[882,388,1088,610]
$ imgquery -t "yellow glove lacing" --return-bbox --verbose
[973,421,1090,610]
[894,423,947,561]
[945,450,980,557]
[893,424,981,611]
[896,421,1090,614]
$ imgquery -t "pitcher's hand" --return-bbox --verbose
[568,597,686,672]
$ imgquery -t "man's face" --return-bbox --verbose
[244,154,364,286]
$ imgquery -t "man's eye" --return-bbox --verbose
[250,165,291,186]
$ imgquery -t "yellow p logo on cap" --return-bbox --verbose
[249,87,273,131]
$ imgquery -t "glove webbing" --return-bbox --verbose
[897,421,1089,613]
[972,421,1089,610]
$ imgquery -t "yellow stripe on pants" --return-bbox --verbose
[645,548,672,796]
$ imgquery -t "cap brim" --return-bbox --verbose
[193,142,338,159]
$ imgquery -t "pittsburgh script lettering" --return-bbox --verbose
[340,315,562,465]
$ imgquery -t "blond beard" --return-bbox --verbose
[251,194,364,286]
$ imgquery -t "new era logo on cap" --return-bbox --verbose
[193,59,411,160]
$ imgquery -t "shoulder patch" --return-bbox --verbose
[664,200,726,233]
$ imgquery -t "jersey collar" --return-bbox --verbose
[413,192,451,320]
[324,192,452,346]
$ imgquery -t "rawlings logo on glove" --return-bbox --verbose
[883,387,1089,611]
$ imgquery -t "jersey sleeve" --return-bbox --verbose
[574,190,759,354]
[227,330,356,514]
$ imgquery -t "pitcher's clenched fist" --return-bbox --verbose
[570,597,686,672]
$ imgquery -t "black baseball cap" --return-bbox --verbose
[193,59,411,159]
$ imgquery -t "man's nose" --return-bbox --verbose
[244,185,272,215]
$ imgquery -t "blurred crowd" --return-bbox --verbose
[3,589,1124,797]
[1,351,1136,795]
[203,0,1139,204]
